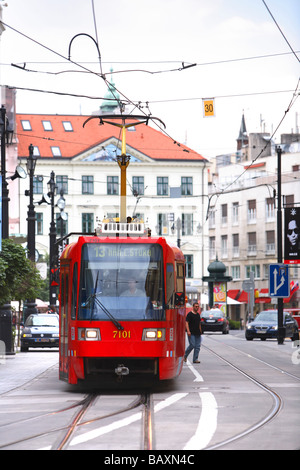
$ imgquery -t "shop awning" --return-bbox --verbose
[255,288,271,304]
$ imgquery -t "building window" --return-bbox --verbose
[221,235,228,258]
[42,120,52,131]
[62,121,73,131]
[208,208,215,228]
[247,232,257,255]
[266,197,275,221]
[107,176,119,195]
[106,212,119,220]
[21,120,31,131]
[247,199,256,223]
[157,213,169,235]
[33,146,40,156]
[82,213,93,232]
[82,175,94,194]
[182,213,193,236]
[231,265,240,280]
[51,146,62,157]
[33,175,43,194]
[56,213,68,237]
[36,213,43,235]
[232,233,239,257]
[232,202,239,224]
[184,255,193,278]
[56,175,68,195]
[181,177,193,196]
[285,194,294,208]
[245,265,260,279]
[132,176,144,195]
[209,236,215,259]
[221,204,227,225]
[266,230,275,254]
[157,177,168,196]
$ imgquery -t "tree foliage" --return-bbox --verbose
[0,239,43,305]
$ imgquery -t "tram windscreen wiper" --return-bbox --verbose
[82,271,123,330]
[93,296,124,331]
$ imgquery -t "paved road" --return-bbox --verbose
[0,331,299,451]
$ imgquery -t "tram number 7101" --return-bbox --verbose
[113,330,131,339]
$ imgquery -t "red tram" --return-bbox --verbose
[59,224,186,384]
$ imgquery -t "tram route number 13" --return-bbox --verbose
[113,330,131,339]
[202,98,215,117]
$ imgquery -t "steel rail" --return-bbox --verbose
[202,343,283,450]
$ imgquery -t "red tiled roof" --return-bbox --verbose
[16,114,207,162]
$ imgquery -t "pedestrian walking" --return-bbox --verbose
[184,302,202,363]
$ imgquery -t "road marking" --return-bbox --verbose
[183,392,218,450]
[186,359,204,382]
[69,392,188,447]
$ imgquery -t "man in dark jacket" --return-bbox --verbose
[184,302,202,363]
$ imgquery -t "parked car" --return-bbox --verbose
[21,313,59,352]
[200,308,229,334]
[245,310,299,341]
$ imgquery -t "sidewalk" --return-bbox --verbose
[0,349,59,394]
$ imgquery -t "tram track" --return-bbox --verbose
[201,335,300,449]
[0,386,154,450]
[55,391,154,450]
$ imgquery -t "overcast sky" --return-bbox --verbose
[0,0,299,158]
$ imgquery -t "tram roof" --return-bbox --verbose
[60,235,185,262]
[16,114,207,163]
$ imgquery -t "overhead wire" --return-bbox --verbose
[1,7,299,157]
[205,77,300,220]
[262,0,300,63]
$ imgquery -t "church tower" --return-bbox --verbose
[236,113,248,151]
[99,69,121,114]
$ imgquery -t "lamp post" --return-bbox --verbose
[0,106,27,353]
[0,105,13,354]
[47,171,58,308]
[276,145,285,345]
[0,105,9,239]
[56,189,66,238]
[24,144,38,320]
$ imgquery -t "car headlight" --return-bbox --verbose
[271,326,278,330]
[247,324,254,330]
[52,333,59,338]
[22,333,32,337]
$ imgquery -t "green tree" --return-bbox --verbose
[0,239,43,305]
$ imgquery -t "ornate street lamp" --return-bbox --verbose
[0,106,27,353]
[24,144,38,320]
[47,171,58,307]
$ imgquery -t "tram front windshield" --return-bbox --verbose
[78,243,165,321]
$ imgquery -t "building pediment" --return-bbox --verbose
[73,138,153,164]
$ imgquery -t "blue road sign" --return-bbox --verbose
[269,264,290,298]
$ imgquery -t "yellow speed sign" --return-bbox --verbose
[203,98,215,117]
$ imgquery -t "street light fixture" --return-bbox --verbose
[24,144,38,320]
[0,106,27,353]
[47,171,58,307]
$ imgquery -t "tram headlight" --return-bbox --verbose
[142,328,165,341]
[78,328,101,341]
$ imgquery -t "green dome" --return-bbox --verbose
[207,258,226,275]
[100,69,120,113]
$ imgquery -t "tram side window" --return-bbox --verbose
[71,263,78,320]
[166,263,175,308]
[65,275,69,321]
[176,263,185,293]
[60,275,65,336]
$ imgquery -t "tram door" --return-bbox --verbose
[59,267,69,380]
